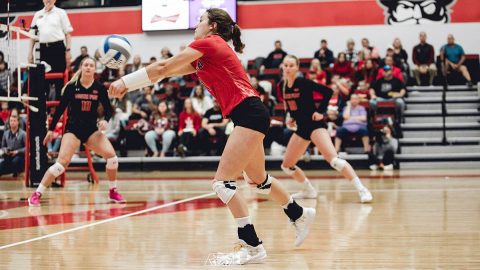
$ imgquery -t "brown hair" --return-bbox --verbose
[206,8,245,53]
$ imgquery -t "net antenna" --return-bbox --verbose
[0,0,40,112]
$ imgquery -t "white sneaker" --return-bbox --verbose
[383,164,394,170]
[292,187,318,199]
[358,188,373,203]
[292,207,316,247]
[208,240,267,265]
[369,164,379,171]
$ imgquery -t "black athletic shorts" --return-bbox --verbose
[229,97,270,136]
[65,124,97,144]
[295,120,327,141]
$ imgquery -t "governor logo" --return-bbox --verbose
[377,0,457,25]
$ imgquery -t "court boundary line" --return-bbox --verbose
[0,192,216,251]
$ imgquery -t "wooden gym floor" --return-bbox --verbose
[0,169,479,269]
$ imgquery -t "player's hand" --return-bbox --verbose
[98,120,108,131]
[43,131,53,146]
[312,112,324,121]
[108,79,127,99]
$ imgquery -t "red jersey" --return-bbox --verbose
[189,35,258,117]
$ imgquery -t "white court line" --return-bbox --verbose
[2,188,480,195]
[0,192,216,251]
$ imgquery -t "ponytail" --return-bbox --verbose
[232,24,245,53]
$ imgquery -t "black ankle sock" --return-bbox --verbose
[238,224,261,247]
[284,200,303,222]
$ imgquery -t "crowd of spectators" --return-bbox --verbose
[0,32,476,173]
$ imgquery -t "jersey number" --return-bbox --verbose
[287,100,298,111]
[81,101,92,112]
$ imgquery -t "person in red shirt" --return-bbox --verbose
[331,52,354,79]
[376,56,404,82]
[108,8,315,265]
[176,98,201,157]
[0,101,10,124]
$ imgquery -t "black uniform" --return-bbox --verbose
[49,80,112,143]
[280,78,333,140]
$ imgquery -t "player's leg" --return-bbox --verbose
[244,142,316,247]
[281,133,316,199]
[212,126,267,264]
[85,131,125,203]
[311,128,372,203]
[28,133,81,206]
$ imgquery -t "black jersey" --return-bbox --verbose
[49,80,112,131]
[279,78,333,122]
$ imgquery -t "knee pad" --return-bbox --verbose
[48,162,65,177]
[330,157,347,172]
[212,180,237,204]
[243,172,273,195]
[106,156,118,170]
[281,164,298,176]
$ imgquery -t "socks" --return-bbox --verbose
[351,177,365,191]
[282,196,303,222]
[109,180,117,190]
[36,184,47,194]
[238,224,261,247]
[304,178,314,190]
[236,216,251,228]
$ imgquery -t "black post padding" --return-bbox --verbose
[28,66,48,187]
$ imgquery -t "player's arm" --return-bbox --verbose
[108,48,201,98]
[311,81,333,113]
[99,86,113,122]
[49,87,72,131]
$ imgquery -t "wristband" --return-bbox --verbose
[121,68,153,91]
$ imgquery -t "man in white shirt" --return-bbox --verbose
[28,0,73,98]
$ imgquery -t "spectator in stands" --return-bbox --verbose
[46,110,63,157]
[130,85,159,120]
[144,101,178,157]
[314,39,334,69]
[309,58,327,85]
[261,40,287,71]
[249,76,266,96]
[331,52,354,80]
[412,31,436,86]
[353,80,371,103]
[163,84,181,115]
[112,94,132,122]
[71,46,89,72]
[0,112,26,177]
[354,59,377,85]
[392,38,410,82]
[344,38,358,66]
[176,98,201,157]
[334,94,370,153]
[441,34,473,87]
[104,106,122,142]
[191,84,213,116]
[360,38,379,61]
[0,102,10,124]
[101,64,124,82]
[149,57,157,65]
[369,124,398,171]
[94,49,105,73]
[160,47,173,60]
[370,65,406,122]
[325,106,341,138]
[198,99,229,156]
[331,74,350,101]
[0,61,11,96]
[127,55,143,74]
[377,56,404,82]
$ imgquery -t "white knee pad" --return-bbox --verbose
[106,156,118,170]
[48,162,65,177]
[243,172,273,195]
[281,165,298,176]
[212,180,237,204]
[330,157,347,172]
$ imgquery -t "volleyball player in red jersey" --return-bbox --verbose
[279,55,373,203]
[108,9,316,265]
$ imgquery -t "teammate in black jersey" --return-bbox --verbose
[279,55,372,203]
[28,57,125,206]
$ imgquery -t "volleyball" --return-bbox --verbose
[97,34,132,69]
